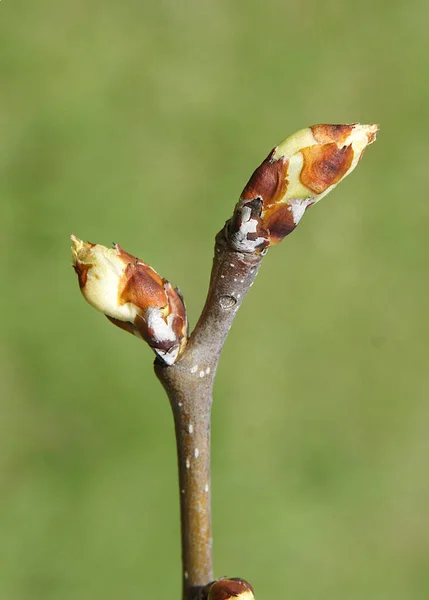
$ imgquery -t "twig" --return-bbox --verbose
[71,122,378,600]
[155,228,262,600]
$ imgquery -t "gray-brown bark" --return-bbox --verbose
[155,227,262,600]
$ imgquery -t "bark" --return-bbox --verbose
[155,227,262,600]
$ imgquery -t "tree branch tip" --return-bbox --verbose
[229,122,379,251]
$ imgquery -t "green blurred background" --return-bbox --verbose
[1,0,429,598]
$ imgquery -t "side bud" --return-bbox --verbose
[228,123,379,252]
[71,235,187,365]
[201,578,255,600]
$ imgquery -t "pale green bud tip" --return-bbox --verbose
[70,235,187,365]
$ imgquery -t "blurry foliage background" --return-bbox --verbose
[1,0,429,598]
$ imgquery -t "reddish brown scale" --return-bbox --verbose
[262,203,298,244]
[73,261,92,289]
[165,283,188,337]
[229,578,254,593]
[311,123,354,144]
[116,243,166,308]
[300,142,354,194]
[241,149,289,209]
[115,243,138,263]
[119,262,167,310]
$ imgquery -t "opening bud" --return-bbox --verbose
[71,235,187,365]
[228,123,379,252]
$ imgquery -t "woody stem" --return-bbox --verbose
[154,227,262,600]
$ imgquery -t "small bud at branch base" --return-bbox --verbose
[71,235,187,365]
[205,578,255,600]
[228,123,379,252]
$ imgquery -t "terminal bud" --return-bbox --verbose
[228,123,378,252]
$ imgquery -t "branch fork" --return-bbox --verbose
[71,123,378,600]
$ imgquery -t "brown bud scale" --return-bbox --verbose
[311,123,354,144]
[241,150,289,209]
[300,143,354,194]
[73,261,92,290]
[262,203,299,243]
[119,261,167,312]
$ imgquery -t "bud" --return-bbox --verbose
[228,123,379,251]
[71,235,187,365]
[203,578,255,600]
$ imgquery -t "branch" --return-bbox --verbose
[154,123,378,599]
[154,228,262,599]
[71,122,378,600]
